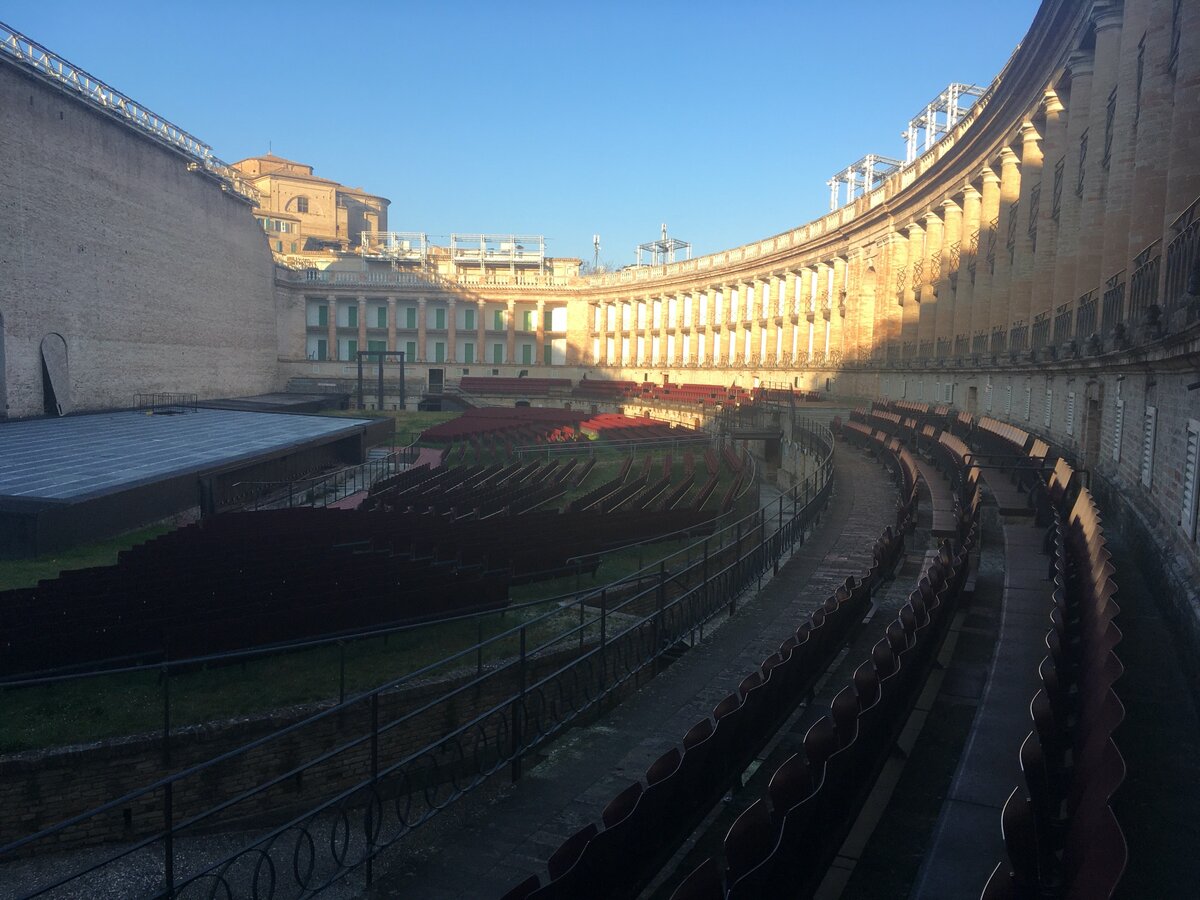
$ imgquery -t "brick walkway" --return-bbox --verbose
[367,447,897,899]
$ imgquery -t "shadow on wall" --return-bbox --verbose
[40,332,70,417]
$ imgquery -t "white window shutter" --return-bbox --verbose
[1066,391,1076,436]
[1024,386,1032,420]
[1182,420,1200,540]
[1044,389,1053,428]
[1005,385,1013,416]
[1141,406,1157,488]
[1112,398,1124,462]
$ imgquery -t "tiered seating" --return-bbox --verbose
[580,413,684,442]
[458,376,572,395]
[663,428,982,900]
[983,461,1127,899]
[572,379,638,401]
[421,408,587,446]
[504,526,907,900]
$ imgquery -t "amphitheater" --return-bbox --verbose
[1,0,1199,897]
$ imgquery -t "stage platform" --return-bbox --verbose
[0,408,391,558]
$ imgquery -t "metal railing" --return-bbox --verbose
[0,22,258,204]
[1165,197,1199,321]
[0,420,836,899]
[247,444,418,510]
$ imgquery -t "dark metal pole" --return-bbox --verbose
[377,353,384,411]
[356,352,364,410]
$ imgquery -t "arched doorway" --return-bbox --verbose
[40,333,70,416]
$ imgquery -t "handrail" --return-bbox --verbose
[0,419,835,899]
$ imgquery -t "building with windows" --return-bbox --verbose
[233,154,390,254]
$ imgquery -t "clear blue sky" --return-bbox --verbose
[8,1,1041,265]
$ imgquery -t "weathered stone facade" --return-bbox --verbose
[0,55,278,420]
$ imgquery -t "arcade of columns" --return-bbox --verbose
[581,0,1198,379]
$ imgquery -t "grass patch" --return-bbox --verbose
[0,524,172,592]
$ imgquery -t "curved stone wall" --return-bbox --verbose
[572,0,1200,655]
[0,55,278,419]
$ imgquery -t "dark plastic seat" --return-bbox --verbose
[499,874,540,900]
[668,858,725,900]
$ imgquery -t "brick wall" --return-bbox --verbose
[0,61,278,420]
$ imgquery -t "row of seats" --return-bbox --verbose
[983,459,1127,899]
[459,377,573,395]
[501,525,906,900]
[663,420,982,898]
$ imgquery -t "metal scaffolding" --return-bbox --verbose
[826,154,904,210]
[636,223,692,267]
[902,83,987,163]
[360,231,428,264]
[450,234,546,270]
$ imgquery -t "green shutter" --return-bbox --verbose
[377,307,387,328]
[316,339,327,361]
[405,341,416,360]
[347,339,358,358]
[544,310,554,330]
[406,308,416,328]
[522,344,533,364]
[493,343,503,363]
[368,340,386,355]
[434,342,445,363]
[465,308,475,330]
[544,344,553,365]
[317,305,328,327]
[494,310,503,330]
[464,343,474,363]
[347,306,358,327]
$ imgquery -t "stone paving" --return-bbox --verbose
[367,446,898,899]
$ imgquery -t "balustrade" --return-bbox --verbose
[1031,314,1050,354]
[1101,271,1127,342]
[955,335,969,358]
[919,339,935,360]
[990,328,1007,355]
[1165,198,1199,322]
[1053,302,1075,346]
[972,333,988,354]
[1076,289,1099,342]
[1009,322,1028,354]
[936,337,951,359]
[1128,239,1162,326]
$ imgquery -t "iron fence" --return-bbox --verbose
[0,421,836,899]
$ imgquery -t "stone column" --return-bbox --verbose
[476,299,486,364]
[954,184,981,354]
[1099,0,1141,293]
[1052,53,1094,322]
[971,167,1002,348]
[505,299,516,364]
[1007,122,1043,348]
[901,223,924,357]
[1075,4,1124,302]
[881,234,905,360]
[1031,91,1067,325]
[936,199,962,356]
[417,297,428,362]
[918,212,943,356]
[780,272,795,366]
[447,298,458,363]
[535,299,545,365]
[989,147,1022,343]
[1125,0,1175,281]
[326,294,338,361]
[1162,0,1200,252]
[830,258,846,361]
[386,297,397,352]
[674,292,685,366]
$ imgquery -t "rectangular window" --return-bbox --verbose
[493,343,503,363]
[317,305,328,327]
[464,308,475,331]
[274,240,283,252]
[464,343,475,364]
[1113,398,1125,462]
[290,242,298,253]
[402,307,414,329]
[984,382,993,412]
[522,310,535,331]
[1044,389,1053,428]
[494,310,504,331]
[1141,406,1157,488]
[367,339,386,356]
[346,339,358,359]
[544,344,553,365]
[296,197,309,214]
[434,342,445,363]
[376,307,387,328]
[347,306,358,328]
[405,340,416,360]
[522,344,533,364]
[544,310,554,331]
[1183,419,1200,540]
[435,308,446,330]
[1066,391,1076,436]
[316,339,327,361]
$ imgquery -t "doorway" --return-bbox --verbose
[428,368,444,393]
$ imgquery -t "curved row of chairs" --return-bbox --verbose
[499,524,907,900]
[982,458,1127,899]
[662,417,981,898]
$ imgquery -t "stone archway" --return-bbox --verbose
[40,332,71,417]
